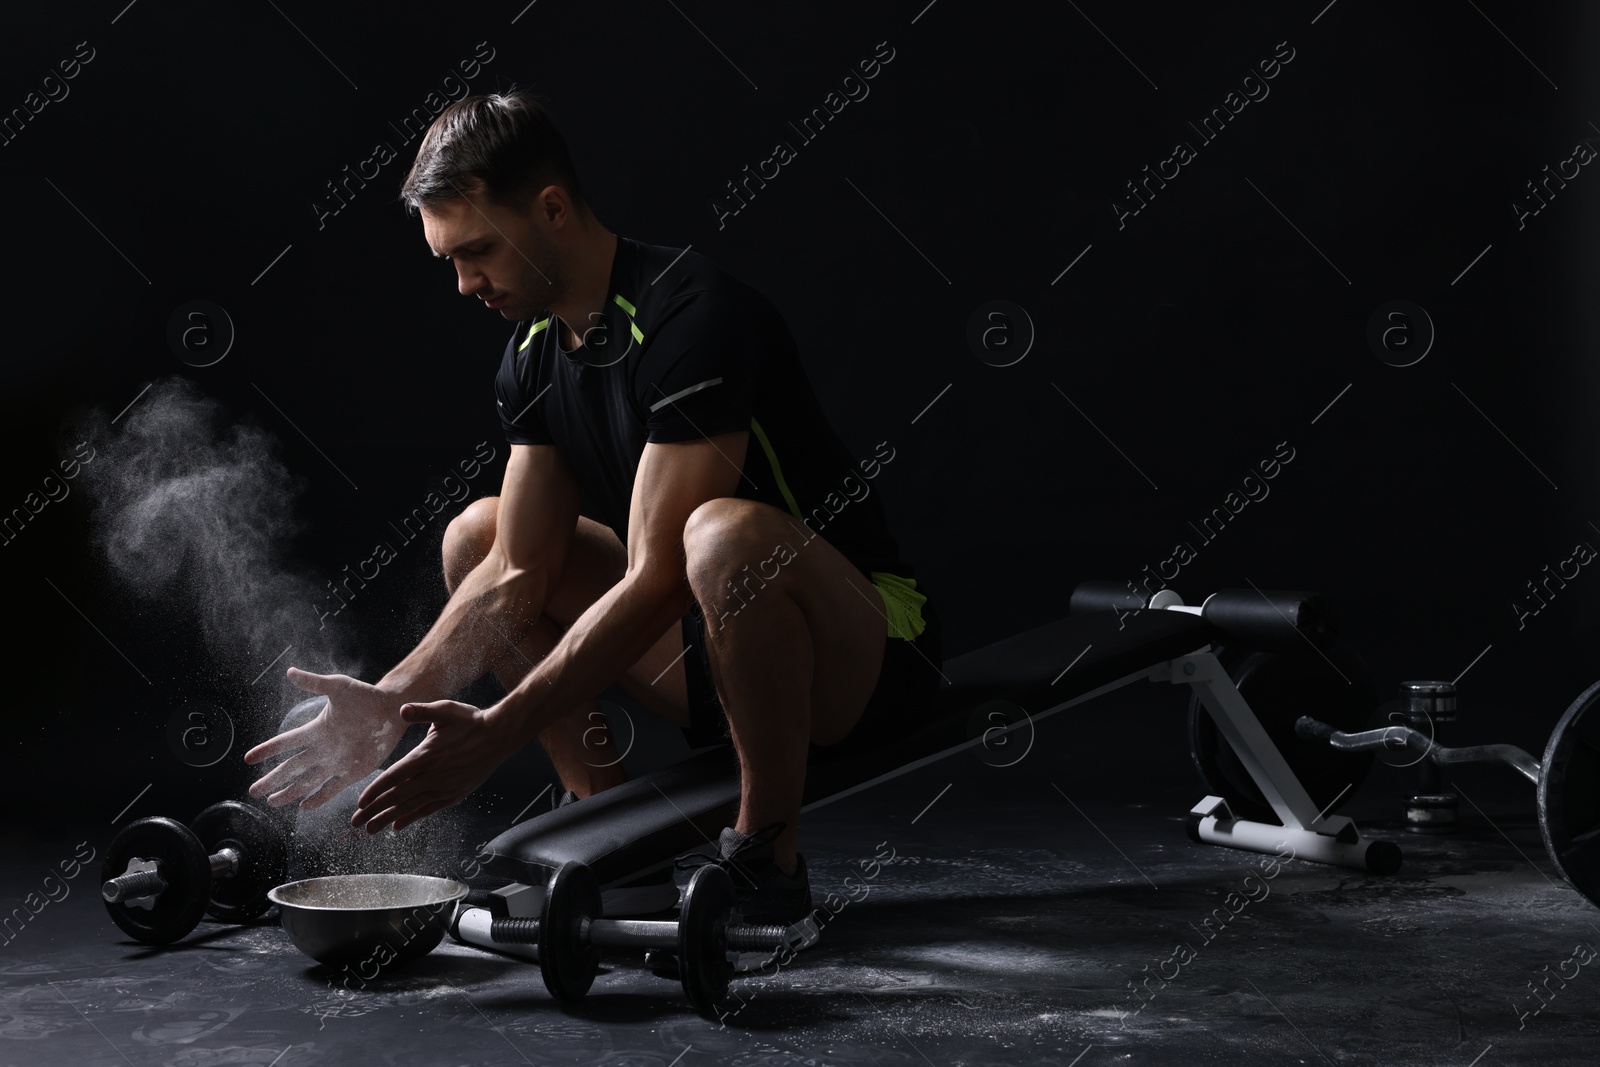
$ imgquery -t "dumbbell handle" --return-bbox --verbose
[1295,717,1541,785]
[101,848,241,904]
[488,913,793,952]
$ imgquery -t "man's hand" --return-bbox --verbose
[349,700,519,833]
[244,668,409,810]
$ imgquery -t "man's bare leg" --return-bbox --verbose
[442,498,692,799]
[681,498,889,875]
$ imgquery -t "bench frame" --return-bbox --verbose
[464,633,1395,940]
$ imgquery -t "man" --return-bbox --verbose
[244,91,944,945]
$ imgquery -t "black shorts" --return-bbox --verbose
[678,571,945,758]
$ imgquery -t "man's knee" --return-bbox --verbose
[683,499,811,624]
[683,498,770,589]
[442,496,499,592]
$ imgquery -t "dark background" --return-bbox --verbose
[2,1,1596,837]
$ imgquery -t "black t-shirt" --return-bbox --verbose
[493,236,912,579]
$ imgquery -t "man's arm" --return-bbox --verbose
[348,430,749,831]
[488,429,748,747]
[377,443,582,704]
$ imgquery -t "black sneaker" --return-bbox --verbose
[674,822,821,972]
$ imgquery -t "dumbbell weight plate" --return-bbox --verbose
[102,817,211,945]
[191,801,286,923]
[1538,680,1600,910]
[1187,645,1380,823]
[678,864,735,1017]
[539,862,601,1004]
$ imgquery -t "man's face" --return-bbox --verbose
[421,188,557,321]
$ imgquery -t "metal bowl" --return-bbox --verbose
[269,873,468,971]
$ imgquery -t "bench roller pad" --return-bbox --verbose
[482,608,1211,887]
[1200,588,1333,651]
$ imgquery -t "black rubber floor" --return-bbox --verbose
[6,691,1597,1066]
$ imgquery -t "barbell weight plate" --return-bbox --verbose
[539,862,601,1004]
[678,864,735,1017]
[101,817,211,945]
[191,800,287,923]
[1538,680,1600,910]
[1187,645,1380,824]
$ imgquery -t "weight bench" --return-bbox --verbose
[460,583,1398,942]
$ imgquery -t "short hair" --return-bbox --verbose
[399,89,586,215]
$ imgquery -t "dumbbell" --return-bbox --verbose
[1296,676,1600,912]
[461,861,800,1014]
[102,800,288,945]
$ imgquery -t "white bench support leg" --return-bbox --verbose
[1157,651,1402,874]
